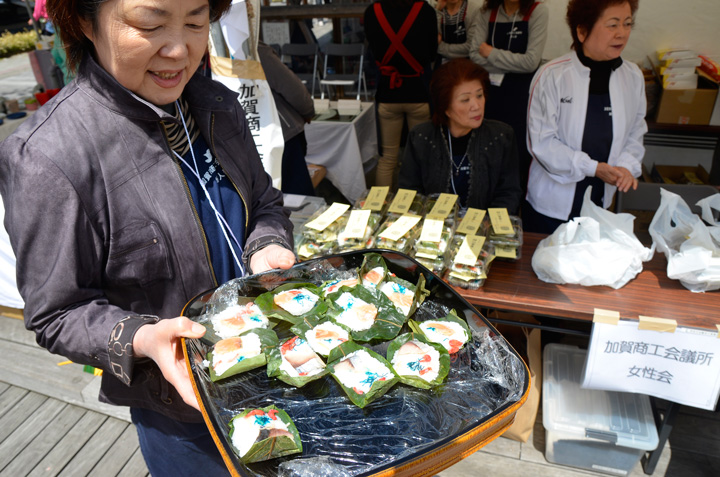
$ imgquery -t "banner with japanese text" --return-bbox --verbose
[583,320,720,410]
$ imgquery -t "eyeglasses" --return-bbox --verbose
[604,20,635,32]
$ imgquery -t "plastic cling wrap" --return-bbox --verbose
[183,251,528,476]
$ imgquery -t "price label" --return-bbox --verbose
[457,208,486,236]
[305,202,350,231]
[388,189,417,215]
[362,186,389,211]
[489,208,514,235]
[455,236,486,266]
[344,209,371,239]
[419,218,444,243]
[427,193,458,220]
[379,214,421,241]
[494,245,517,259]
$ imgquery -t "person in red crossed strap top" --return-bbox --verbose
[364,0,438,188]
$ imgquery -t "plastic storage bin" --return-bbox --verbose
[543,344,659,476]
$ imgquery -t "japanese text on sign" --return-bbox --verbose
[583,319,720,410]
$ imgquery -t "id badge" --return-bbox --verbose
[489,73,505,87]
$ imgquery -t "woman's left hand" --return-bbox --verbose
[614,167,638,193]
[478,42,493,58]
[250,244,296,274]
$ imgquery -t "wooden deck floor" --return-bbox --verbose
[1,312,719,477]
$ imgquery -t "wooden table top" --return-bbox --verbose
[456,232,720,331]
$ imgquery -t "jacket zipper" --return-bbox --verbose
[108,238,158,260]
[161,124,218,287]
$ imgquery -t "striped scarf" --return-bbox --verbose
[161,98,201,157]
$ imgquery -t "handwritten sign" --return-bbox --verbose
[583,320,720,410]
[387,189,416,215]
[362,187,389,211]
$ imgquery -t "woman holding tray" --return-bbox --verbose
[399,58,522,213]
[523,0,646,234]
[0,0,296,474]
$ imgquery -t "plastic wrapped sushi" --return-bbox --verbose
[209,301,271,339]
[444,236,496,290]
[207,328,278,382]
[255,283,328,325]
[335,212,380,252]
[228,406,302,463]
[291,316,352,357]
[295,234,336,261]
[267,335,328,387]
[359,252,388,288]
[488,215,523,261]
[386,333,450,389]
[409,310,471,354]
[325,284,405,342]
[373,216,420,254]
[328,342,398,408]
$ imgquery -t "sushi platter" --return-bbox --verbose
[182,250,529,476]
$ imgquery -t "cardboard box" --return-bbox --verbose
[655,75,718,125]
[649,164,710,185]
[543,345,659,476]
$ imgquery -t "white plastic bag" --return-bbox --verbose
[696,193,720,246]
[531,188,654,289]
[649,188,720,292]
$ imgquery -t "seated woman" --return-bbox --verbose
[399,58,522,213]
[524,0,646,234]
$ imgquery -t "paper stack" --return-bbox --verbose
[657,49,701,89]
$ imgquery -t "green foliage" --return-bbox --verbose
[0,30,37,59]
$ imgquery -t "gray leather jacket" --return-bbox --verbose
[0,55,293,421]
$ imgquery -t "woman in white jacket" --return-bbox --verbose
[524,0,646,234]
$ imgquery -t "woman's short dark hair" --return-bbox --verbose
[48,0,233,73]
[482,0,537,15]
[566,0,639,51]
[430,58,489,127]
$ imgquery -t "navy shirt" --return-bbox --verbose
[172,121,247,284]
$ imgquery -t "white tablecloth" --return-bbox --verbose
[304,102,377,203]
[0,198,24,309]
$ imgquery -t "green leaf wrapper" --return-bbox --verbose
[386,332,450,389]
[327,341,399,408]
[359,252,389,288]
[325,285,405,342]
[266,335,329,387]
[207,328,278,382]
[228,406,302,463]
[255,283,328,325]
[408,309,471,354]
[380,273,429,319]
[290,315,353,357]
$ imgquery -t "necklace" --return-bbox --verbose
[447,126,468,177]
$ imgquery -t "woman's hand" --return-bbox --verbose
[595,162,620,185]
[249,244,296,274]
[614,166,638,192]
[133,318,206,410]
[478,42,493,58]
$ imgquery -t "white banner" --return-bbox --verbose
[583,319,720,410]
[210,0,284,189]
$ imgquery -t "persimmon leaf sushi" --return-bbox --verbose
[409,310,471,354]
[386,333,450,389]
[291,316,352,357]
[320,274,359,297]
[378,274,428,318]
[325,285,405,342]
[207,328,278,382]
[209,300,271,339]
[228,406,302,463]
[255,283,328,325]
[267,335,328,387]
[327,342,398,408]
[359,252,388,288]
